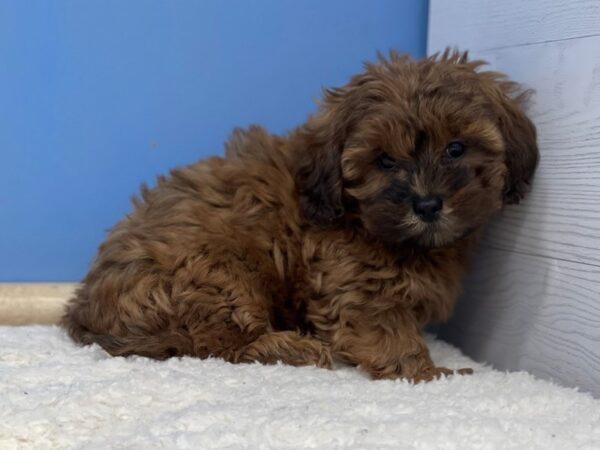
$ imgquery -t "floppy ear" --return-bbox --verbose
[295,79,372,226]
[295,129,345,226]
[496,90,540,205]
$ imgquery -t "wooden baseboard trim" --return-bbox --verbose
[0,283,78,325]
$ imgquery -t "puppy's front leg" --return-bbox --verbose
[331,312,472,382]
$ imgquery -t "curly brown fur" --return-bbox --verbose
[62,50,538,382]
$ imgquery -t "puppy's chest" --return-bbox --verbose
[290,231,462,323]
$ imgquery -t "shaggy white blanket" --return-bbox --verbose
[1,326,599,449]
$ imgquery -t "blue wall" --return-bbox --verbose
[0,1,428,281]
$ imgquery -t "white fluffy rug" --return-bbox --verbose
[1,326,599,449]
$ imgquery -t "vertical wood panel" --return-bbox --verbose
[428,0,600,52]
[429,1,600,396]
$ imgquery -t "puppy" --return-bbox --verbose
[62,50,538,382]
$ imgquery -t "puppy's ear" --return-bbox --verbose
[295,133,344,226]
[495,89,539,205]
[295,77,374,226]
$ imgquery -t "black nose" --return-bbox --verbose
[412,196,443,222]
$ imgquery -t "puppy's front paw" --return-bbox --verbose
[411,366,474,383]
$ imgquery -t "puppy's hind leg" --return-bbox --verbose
[234,331,333,369]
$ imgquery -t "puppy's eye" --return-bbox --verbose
[377,152,398,170]
[446,141,465,159]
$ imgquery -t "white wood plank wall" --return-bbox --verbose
[428,0,600,396]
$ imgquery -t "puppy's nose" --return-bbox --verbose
[412,196,443,222]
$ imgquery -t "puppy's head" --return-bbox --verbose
[296,50,539,248]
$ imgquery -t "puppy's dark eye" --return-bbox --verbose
[446,141,465,159]
[377,152,397,170]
